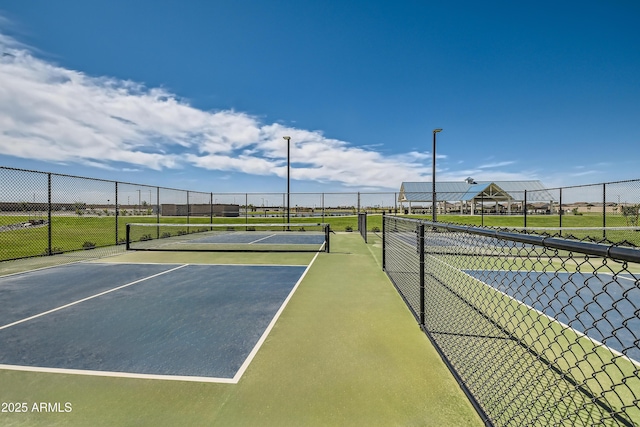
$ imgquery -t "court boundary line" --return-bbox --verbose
[0,247,136,279]
[248,234,278,244]
[394,222,640,366]
[0,257,120,280]
[0,364,236,384]
[0,259,320,383]
[231,250,321,383]
[445,262,640,367]
[0,264,189,331]
[162,230,327,249]
[0,261,86,279]
[88,261,310,267]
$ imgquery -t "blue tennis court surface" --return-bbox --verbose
[0,262,308,382]
[463,269,640,362]
[189,233,325,245]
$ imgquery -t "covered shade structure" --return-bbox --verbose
[398,181,556,215]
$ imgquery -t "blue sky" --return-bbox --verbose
[0,0,638,193]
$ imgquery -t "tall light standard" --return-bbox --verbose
[432,128,443,222]
[283,136,291,226]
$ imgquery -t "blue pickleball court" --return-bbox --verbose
[0,262,308,382]
[463,269,640,362]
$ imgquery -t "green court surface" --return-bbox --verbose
[0,233,482,426]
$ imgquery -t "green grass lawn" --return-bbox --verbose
[409,212,635,228]
[0,215,363,261]
[1,212,638,262]
[402,213,640,246]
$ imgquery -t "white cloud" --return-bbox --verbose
[569,170,599,177]
[477,161,516,169]
[0,31,531,190]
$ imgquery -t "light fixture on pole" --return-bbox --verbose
[432,128,442,222]
[283,136,291,227]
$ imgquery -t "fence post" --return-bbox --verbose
[559,188,563,235]
[603,183,607,240]
[156,187,160,238]
[523,190,528,228]
[115,182,119,245]
[156,186,160,223]
[382,212,386,270]
[418,223,425,327]
[210,192,213,224]
[394,192,397,215]
[47,173,52,255]
[125,224,130,250]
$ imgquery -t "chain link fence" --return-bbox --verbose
[0,167,401,264]
[0,167,223,265]
[2,165,640,263]
[3,165,640,423]
[383,214,640,426]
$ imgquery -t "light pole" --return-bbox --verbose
[283,136,291,227]
[432,128,442,222]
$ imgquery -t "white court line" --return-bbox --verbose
[0,259,95,280]
[0,264,189,331]
[0,248,138,280]
[427,255,640,368]
[248,234,277,244]
[92,261,310,267]
[0,364,236,384]
[388,225,640,365]
[615,273,639,284]
[231,251,321,383]
[0,260,319,383]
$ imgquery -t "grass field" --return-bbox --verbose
[1,212,639,262]
[404,213,640,247]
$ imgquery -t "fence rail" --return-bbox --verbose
[382,214,640,426]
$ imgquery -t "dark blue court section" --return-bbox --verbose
[254,234,324,245]
[190,233,324,245]
[0,264,307,379]
[463,270,640,362]
[0,263,180,326]
[191,233,275,244]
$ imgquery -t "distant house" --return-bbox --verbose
[398,180,555,215]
